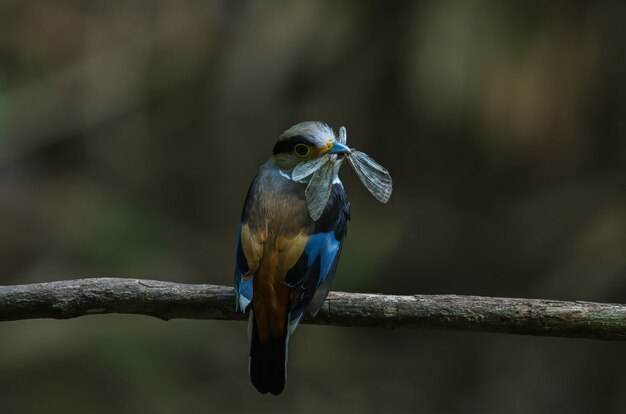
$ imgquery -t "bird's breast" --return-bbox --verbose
[244,166,314,279]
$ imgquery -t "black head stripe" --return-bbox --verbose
[272,135,315,155]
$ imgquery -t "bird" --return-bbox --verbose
[234,121,351,395]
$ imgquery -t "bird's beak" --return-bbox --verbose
[323,141,351,155]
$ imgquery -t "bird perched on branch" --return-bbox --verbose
[234,121,351,395]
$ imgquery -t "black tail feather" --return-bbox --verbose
[249,313,287,395]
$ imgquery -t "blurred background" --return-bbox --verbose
[1,0,625,413]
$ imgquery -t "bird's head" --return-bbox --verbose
[272,121,351,170]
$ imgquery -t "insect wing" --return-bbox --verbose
[292,155,329,182]
[338,126,347,144]
[348,151,393,203]
[305,155,336,220]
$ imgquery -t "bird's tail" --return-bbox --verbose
[248,310,288,395]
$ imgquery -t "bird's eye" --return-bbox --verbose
[293,144,311,157]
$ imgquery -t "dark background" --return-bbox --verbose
[1,1,625,413]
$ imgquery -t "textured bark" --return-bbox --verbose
[1,278,625,340]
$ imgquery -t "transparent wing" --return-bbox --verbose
[292,155,329,182]
[348,151,393,203]
[305,155,336,221]
[338,126,347,144]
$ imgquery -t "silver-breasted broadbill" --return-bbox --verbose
[234,121,351,395]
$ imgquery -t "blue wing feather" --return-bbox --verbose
[304,232,341,288]
[234,178,258,312]
[234,223,253,312]
[285,183,350,326]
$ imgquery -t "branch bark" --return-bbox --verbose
[1,278,625,341]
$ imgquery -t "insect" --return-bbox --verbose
[234,121,391,394]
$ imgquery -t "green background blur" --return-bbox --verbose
[1,1,625,413]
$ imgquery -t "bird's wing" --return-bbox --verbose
[234,177,260,312]
[285,183,350,330]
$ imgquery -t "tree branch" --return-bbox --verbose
[1,278,625,340]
